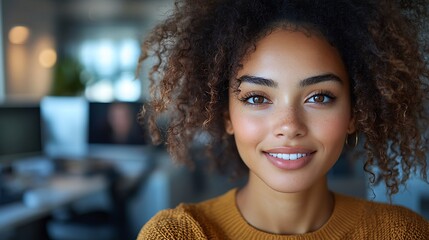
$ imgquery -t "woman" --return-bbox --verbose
[137,0,429,239]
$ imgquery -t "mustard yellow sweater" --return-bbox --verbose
[138,189,429,239]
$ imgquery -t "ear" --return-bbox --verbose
[224,111,234,135]
[347,116,356,134]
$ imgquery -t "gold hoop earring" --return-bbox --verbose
[346,132,359,148]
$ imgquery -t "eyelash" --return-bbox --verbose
[238,92,271,105]
[238,90,337,106]
[305,90,337,104]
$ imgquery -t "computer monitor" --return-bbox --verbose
[88,102,146,145]
[41,97,88,158]
[0,103,42,164]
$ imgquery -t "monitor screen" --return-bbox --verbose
[41,97,88,158]
[88,102,146,145]
[0,104,42,163]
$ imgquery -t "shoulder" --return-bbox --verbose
[360,197,427,223]
[338,194,429,239]
[367,201,429,231]
[137,204,207,240]
[137,190,236,240]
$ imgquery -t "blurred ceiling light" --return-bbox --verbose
[39,49,57,68]
[9,26,30,44]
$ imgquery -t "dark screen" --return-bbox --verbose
[0,105,42,162]
[88,102,146,145]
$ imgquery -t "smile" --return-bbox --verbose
[268,153,309,161]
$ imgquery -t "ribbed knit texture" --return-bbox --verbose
[137,189,429,239]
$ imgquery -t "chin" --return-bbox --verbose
[262,176,318,194]
[271,185,313,194]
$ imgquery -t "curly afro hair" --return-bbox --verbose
[138,0,429,196]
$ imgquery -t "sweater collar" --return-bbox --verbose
[219,189,362,239]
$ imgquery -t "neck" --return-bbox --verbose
[236,173,334,235]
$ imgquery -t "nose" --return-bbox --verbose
[273,107,307,139]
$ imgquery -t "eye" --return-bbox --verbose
[247,96,269,104]
[306,92,336,104]
[239,93,271,105]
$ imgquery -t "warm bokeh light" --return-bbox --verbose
[39,49,57,68]
[9,26,30,44]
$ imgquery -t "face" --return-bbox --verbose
[225,29,355,193]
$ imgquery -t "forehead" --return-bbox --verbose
[235,29,349,85]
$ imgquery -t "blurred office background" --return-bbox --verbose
[0,0,428,240]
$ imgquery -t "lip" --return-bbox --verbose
[264,146,314,154]
[263,147,315,170]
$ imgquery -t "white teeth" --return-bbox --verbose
[268,153,308,161]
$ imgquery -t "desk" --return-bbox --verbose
[0,175,107,231]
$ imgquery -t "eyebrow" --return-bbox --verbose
[237,75,278,88]
[299,73,343,87]
[237,73,343,88]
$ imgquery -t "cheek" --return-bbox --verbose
[229,111,268,148]
[310,112,350,147]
